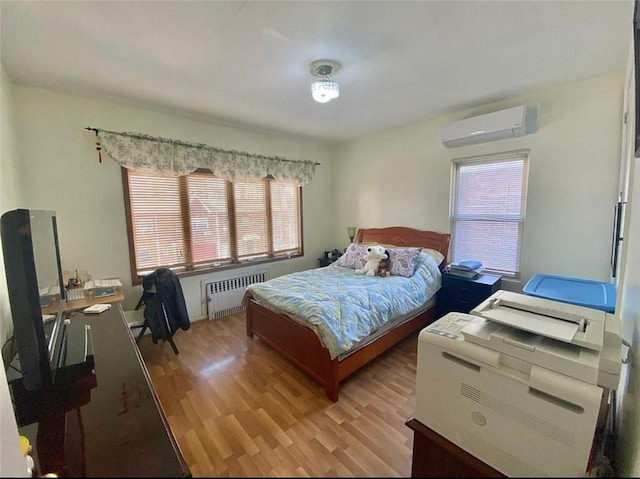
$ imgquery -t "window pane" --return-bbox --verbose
[450,152,528,276]
[187,174,231,263]
[454,160,525,217]
[271,181,299,252]
[124,169,303,278]
[451,220,522,274]
[233,180,268,258]
[128,173,185,271]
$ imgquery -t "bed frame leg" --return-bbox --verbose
[245,304,254,338]
[325,359,339,402]
[326,383,339,402]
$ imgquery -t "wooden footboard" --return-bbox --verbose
[246,298,436,401]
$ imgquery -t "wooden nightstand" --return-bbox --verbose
[436,273,502,317]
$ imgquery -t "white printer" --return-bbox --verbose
[414,290,622,478]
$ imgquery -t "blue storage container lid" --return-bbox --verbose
[522,274,616,313]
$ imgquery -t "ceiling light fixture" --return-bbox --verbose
[310,60,340,104]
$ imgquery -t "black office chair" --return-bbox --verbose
[127,268,190,355]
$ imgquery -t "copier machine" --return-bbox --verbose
[414,290,622,477]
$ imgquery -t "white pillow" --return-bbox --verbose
[421,248,445,265]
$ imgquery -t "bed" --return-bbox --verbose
[244,226,451,401]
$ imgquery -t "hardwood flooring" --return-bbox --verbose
[136,312,420,477]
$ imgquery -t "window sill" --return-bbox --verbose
[133,253,303,285]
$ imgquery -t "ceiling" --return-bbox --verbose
[0,1,634,144]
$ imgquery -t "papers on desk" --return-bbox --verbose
[39,285,61,296]
[84,279,122,290]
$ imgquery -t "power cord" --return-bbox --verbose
[1,335,21,374]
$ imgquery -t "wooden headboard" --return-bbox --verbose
[355,226,451,268]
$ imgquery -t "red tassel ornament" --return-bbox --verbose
[95,138,102,163]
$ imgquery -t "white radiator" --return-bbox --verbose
[204,269,269,319]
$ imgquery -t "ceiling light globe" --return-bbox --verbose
[311,80,339,103]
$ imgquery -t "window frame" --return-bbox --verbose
[449,149,529,279]
[122,167,304,284]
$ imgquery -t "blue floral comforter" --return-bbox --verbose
[244,251,442,359]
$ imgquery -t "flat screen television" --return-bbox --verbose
[1,209,67,391]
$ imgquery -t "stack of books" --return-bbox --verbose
[444,260,483,279]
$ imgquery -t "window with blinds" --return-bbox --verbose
[450,150,529,278]
[123,168,302,279]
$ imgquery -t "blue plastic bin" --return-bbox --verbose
[522,274,616,313]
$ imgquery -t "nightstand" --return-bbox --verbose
[436,273,502,317]
[318,257,338,267]
[318,249,342,267]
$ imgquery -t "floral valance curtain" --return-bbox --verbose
[95,130,318,185]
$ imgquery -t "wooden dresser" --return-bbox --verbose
[9,307,190,477]
[405,417,505,478]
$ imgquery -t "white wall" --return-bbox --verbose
[331,73,624,291]
[0,64,30,477]
[0,64,21,343]
[10,85,334,320]
[616,135,640,476]
[613,40,640,476]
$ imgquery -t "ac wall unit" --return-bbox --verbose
[441,105,531,148]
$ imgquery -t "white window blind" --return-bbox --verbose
[450,150,529,277]
[233,180,269,259]
[127,174,185,271]
[124,169,302,279]
[186,173,231,264]
[270,181,301,253]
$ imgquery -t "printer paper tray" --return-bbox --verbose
[471,291,606,351]
[476,306,579,342]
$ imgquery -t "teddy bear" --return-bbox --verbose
[355,245,388,276]
[376,250,391,277]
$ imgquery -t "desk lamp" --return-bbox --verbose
[347,226,357,243]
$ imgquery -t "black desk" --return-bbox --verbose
[10,307,190,477]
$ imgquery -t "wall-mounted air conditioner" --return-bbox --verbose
[441,105,535,148]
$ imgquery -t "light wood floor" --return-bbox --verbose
[136,312,420,477]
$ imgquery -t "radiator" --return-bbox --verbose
[204,269,269,319]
